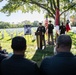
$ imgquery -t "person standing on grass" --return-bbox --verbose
[36,22,46,49]
[59,22,66,34]
[66,20,71,32]
[1,36,40,75]
[47,20,54,45]
[40,34,76,75]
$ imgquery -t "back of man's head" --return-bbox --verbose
[11,36,26,51]
[56,34,72,50]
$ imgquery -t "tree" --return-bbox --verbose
[33,21,39,27]
[0,0,76,19]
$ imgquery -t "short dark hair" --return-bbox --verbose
[56,34,72,48]
[11,36,26,51]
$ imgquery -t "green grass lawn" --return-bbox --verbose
[0,30,76,66]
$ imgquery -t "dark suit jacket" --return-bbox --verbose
[36,26,46,34]
[0,53,7,75]
[0,53,7,63]
[40,52,76,75]
[48,24,54,33]
[59,25,66,34]
[1,54,40,75]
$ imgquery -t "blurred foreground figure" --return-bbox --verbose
[1,36,40,75]
[40,34,76,75]
[0,46,8,63]
[59,22,66,34]
[35,23,46,50]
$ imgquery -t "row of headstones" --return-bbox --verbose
[0,29,24,39]
[0,29,37,43]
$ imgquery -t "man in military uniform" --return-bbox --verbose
[47,20,54,45]
[36,23,46,50]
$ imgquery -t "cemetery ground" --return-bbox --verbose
[0,30,76,66]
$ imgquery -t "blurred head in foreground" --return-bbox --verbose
[11,36,26,55]
[56,34,72,53]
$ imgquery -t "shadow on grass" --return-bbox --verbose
[7,38,12,41]
[31,45,54,66]
[0,38,3,40]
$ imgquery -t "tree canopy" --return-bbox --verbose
[0,0,76,19]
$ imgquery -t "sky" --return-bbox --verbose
[0,0,45,24]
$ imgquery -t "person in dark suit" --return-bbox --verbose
[59,22,66,34]
[1,36,40,75]
[47,20,54,45]
[36,23,46,49]
[0,46,8,63]
[0,46,8,75]
[40,34,76,75]
[0,46,8,56]
[0,53,7,63]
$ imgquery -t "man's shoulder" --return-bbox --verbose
[41,56,54,63]
[1,56,10,66]
[42,26,45,28]
[0,53,8,59]
[40,56,54,67]
[48,24,53,25]
[0,54,7,62]
[51,24,54,25]
[24,58,37,64]
[1,56,37,67]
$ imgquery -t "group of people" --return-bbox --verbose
[0,34,76,75]
[0,19,72,75]
[35,20,71,49]
[36,20,54,50]
[59,20,71,34]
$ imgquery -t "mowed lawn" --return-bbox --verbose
[0,30,76,66]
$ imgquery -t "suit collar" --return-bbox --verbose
[11,54,25,58]
[55,52,74,57]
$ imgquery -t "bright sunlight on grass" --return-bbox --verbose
[0,30,76,66]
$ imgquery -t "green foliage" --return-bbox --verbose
[33,21,39,26]
[0,0,76,19]
[0,21,10,28]
[0,21,34,28]
[71,22,76,26]
[67,32,76,55]
[0,21,40,29]
[0,21,20,28]
[0,0,40,15]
